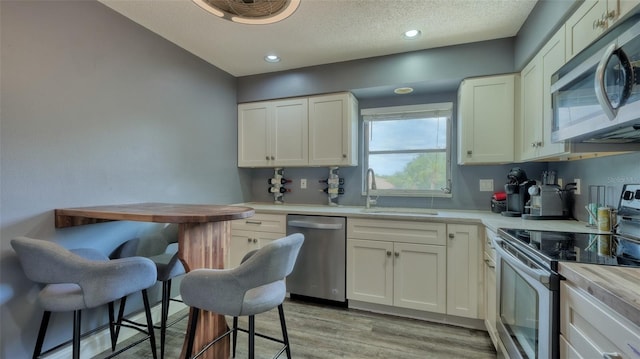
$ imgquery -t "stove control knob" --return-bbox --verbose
[623,190,634,200]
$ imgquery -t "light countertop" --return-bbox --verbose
[239,202,640,326]
[238,202,604,233]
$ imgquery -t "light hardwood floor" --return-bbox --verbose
[101,299,497,359]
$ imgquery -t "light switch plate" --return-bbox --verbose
[479,179,494,192]
[300,179,307,189]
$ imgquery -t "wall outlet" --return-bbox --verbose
[574,178,581,195]
[479,179,494,192]
[300,178,307,189]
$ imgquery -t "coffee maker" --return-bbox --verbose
[502,167,535,217]
[523,172,575,219]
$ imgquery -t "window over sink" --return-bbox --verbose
[362,102,452,197]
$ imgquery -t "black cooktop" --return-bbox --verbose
[498,228,640,271]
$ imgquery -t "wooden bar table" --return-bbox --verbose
[55,202,255,359]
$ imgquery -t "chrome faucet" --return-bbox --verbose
[365,168,377,208]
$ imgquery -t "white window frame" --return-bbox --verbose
[361,102,453,198]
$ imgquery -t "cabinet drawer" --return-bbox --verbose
[561,282,640,358]
[347,219,446,245]
[232,213,286,233]
[484,228,497,261]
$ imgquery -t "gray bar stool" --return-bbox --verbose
[180,233,304,359]
[11,236,158,359]
[109,228,186,359]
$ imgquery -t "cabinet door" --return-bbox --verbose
[446,224,480,318]
[458,74,516,164]
[346,239,393,305]
[565,0,607,60]
[539,25,569,158]
[393,242,446,313]
[308,93,358,166]
[519,55,543,160]
[561,282,640,358]
[229,229,261,268]
[272,98,308,166]
[238,102,271,167]
[229,230,283,268]
[484,251,498,347]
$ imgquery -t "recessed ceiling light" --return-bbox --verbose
[403,29,421,39]
[265,55,281,63]
[394,87,414,95]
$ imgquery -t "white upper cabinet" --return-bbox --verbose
[458,74,517,165]
[519,54,543,161]
[518,25,569,161]
[565,0,609,60]
[565,0,640,61]
[238,98,308,167]
[238,92,357,168]
[308,93,358,166]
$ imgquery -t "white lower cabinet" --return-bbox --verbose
[560,281,640,358]
[446,224,481,318]
[483,229,498,348]
[347,238,446,312]
[347,219,482,319]
[347,219,447,312]
[229,213,286,268]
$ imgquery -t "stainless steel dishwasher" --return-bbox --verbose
[286,214,346,304]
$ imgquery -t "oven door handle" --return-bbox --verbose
[492,237,551,285]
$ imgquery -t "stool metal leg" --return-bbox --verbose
[33,311,51,359]
[248,315,255,359]
[160,279,171,359]
[141,289,158,359]
[72,310,81,359]
[185,308,200,359]
[278,304,292,359]
[232,316,238,358]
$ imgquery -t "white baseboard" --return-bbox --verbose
[43,297,188,359]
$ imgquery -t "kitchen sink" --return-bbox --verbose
[360,207,438,215]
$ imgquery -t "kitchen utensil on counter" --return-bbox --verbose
[587,185,606,227]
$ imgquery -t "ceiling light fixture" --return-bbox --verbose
[193,0,300,25]
[264,55,281,63]
[394,87,414,95]
[403,29,421,39]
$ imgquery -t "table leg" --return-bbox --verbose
[177,221,231,359]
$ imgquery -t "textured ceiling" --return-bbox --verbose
[99,0,538,77]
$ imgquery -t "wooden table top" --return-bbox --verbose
[55,202,255,228]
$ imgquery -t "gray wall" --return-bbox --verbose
[513,0,580,70]
[237,38,516,103]
[0,1,247,357]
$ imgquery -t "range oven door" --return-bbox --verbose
[492,236,559,359]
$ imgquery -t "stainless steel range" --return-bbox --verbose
[493,184,640,359]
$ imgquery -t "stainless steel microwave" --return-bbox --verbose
[551,15,640,144]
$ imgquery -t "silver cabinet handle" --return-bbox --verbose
[484,259,495,269]
[247,238,252,242]
[287,220,343,230]
[265,156,270,160]
[253,238,258,243]
[386,251,392,257]
[394,252,399,257]
[448,233,455,239]
[245,221,262,225]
